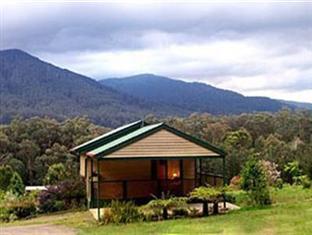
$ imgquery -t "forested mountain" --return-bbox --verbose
[280,100,312,110]
[1,49,308,128]
[0,49,185,127]
[102,74,292,115]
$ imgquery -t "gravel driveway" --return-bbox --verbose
[0,224,76,235]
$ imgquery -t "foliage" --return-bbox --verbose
[189,187,223,201]
[103,200,142,224]
[0,192,37,222]
[241,158,271,206]
[0,109,311,190]
[284,161,303,185]
[0,116,106,185]
[144,196,188,220]
[223,129,253,179]
[294,175,311,189]
[224,128,252,149]
[260,160,282,187]
[223,189,250,207]
[44,163,67,185]
[8,172,25,197]
[0,165,14,191]
[189,186,224,216]
[229,175,241,190]
[275,178,284,189]
[38,178,85,213]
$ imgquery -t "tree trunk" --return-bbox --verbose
[163,207,168,220]
[213,202,219,214]
[203,201,209,216]
[28,159,34,185]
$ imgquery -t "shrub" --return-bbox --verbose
[145,199,171,220]
[44,163,67,185]
[189,187,224,216]
[38,178,85,213]
[275,178,284,189]
[241,158,271,206]
[0,192,37,222]
[284,161,302,185]
[170,197,189,218]
[104,200,142,224]
[229,175,241,189]
[189,187,223,201]
[145,197,188,220]
[223,191,236,204]
[172,208,188,218]
[0,165,14,191]
[294,175,311,189]
[223,190,250,207]
[8,172,25,197]
[188,207,200,217]
[7,197,36,219]
[260,160,282,187]
[0,207,11,222]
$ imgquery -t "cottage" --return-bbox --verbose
[71,120,226,217]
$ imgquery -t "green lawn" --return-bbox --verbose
[2,185,312,235]
[79,186,312,235]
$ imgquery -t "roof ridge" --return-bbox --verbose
[71,120,144,154]
[87,122,163,157]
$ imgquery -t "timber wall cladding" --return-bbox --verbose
[98,182,123,199]
[99,160,151,180]
[183,159,195,178]
[80,155,86,176]
[106,129,219,158]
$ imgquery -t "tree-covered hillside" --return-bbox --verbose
[0,109,311,186]
[102,74,290,115]
[0,50,185,127]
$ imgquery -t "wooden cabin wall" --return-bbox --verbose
[183,159,196,194]
[80,155,86,177]
[95,158,200,200]
[183,159,195,178]
[98,160,152,199]
[85,157,93,202]
[99,160,151,180]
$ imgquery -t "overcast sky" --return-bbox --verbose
[1,1,312,102]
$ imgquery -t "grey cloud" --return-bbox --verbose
[2,3,312,53]
[1,2,312,102]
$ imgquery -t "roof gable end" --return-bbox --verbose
[71,120,145,154]
[86,123,225,158]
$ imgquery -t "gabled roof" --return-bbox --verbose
[76,121,226,159]
[71,120,146,154]
[87,123,163,157]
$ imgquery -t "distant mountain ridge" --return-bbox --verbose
[0,49,185,127]
[280,100,312,110]
[0,49,309,127]
[101,74,293,115]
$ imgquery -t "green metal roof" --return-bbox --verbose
[87,123,163,157]
[73,120,226,158]
[71,120,144,154]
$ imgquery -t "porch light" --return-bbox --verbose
[172,173,178,178]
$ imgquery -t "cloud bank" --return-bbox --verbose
[1,2,312,102]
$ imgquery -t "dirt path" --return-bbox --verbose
[0,224,77,235]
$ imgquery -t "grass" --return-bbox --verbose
[78,185,312,235]
[1,185,312,235]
